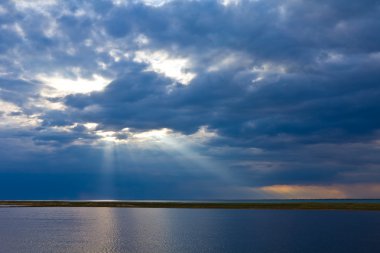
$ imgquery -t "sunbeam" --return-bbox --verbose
[100,141,118,198]
[97,127,240,197]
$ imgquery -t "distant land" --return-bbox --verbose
[1,201,380,211]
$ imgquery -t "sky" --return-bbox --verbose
[0,0,380,200]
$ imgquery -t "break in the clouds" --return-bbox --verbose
[0,0,380,199]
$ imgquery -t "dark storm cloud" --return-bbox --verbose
[102,0,380,64]
[66,56,380,146]
[1,0,380,198]
[61,0,380,141]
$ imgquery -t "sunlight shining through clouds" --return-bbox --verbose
[1,0,380,199]
[134,50,196,85]
[37,74,111,95]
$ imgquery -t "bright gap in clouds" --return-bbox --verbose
[95,126,217,145]
[221,0,242,6]
[37,74,111,95]
[134,50,196,85]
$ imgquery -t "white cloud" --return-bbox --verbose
[134,34,150,46]
[111,0,173,7]
[37,74,111,95]
[220,0,241,6]
[12,0,58,12]
[207,52,252,72]
[249,63,287,88]
[0,100,41,129]
[28,97,67,111]
[0,23,26,39]
[189,126,218,142]
[0,100,21,114]
[134,50,196,85]
[84,122,98,131]
[140,0,173,7]
[94,126,217,145]
[0,6,7,15]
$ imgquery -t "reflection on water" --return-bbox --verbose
[0,207,380,253]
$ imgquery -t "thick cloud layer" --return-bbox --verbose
[0,0,380,199]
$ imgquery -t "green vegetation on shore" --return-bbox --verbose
[1,201,380,211]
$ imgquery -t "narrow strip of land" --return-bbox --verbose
[1,201,380,210]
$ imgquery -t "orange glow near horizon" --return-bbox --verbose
[258,183,380,199]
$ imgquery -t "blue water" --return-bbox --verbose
[0,207,379,253]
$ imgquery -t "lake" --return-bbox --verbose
[0,207,379,253]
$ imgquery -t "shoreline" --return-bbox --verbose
[1,201,380,210]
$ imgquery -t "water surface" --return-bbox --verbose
[0,207,379,253]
